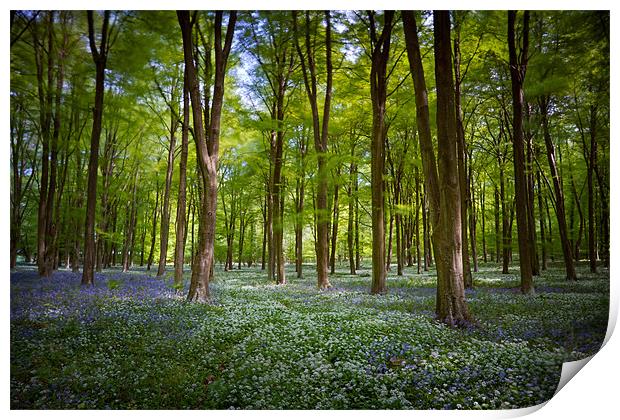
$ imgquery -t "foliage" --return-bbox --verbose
[11,263,607,409]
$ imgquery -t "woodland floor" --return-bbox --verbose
[10,260,609,409]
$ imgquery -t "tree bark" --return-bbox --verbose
[293,11,333,288]
[368,11,393,295]
[157,105,179,277]
[178,10,236,301]
[404,10,470,324]
[539,96,577,280]
[453,15,473,288]
[82,11,110,286]
[431,10,471,324]
[174,67,190,288]
[330,166,340,274]
[146,185,160,272]
[587,104,597,272]
[507,10,534,293]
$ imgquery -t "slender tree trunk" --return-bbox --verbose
[480,184,487,263]
[507,10,534,293]
[261,196,267,271]
[330,169,340,274]
[293,11,333,289]
[453,17,472,288]
[415,167,421,274]
[179,10,237,301]
[174,70,190,288]
[469,163,478,273]
[123,179,138,272]
[355,167,361,271]
[82,11,110,286]
[569,169,584,262]
[494,186,501,263]
[295,176,304,278]
[157,119,178,277]
[386,211,394,272]
[368,11,393,294]
[537,171,547,270]
[238,210,245,270]
[147,186,160,272]
[587,104,597,272]
[539,96,577,280]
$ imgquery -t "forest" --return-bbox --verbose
[10,10,610,409]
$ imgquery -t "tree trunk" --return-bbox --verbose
[537,171,547,270]
[539,96,577,280]
[82,11,111,286]
[179,10,236,301]
[480,184,487,263]
[494,186,500,263]
[468,161,478,273]
[330,169,340,274]
[174,69,190,288]
[368,11,393,295]
[431,11,471,324]
[293,11,333,289]
[587,104,597,272]
[261,196,267,270]
[147,186,160,272]
[404,10,470,324]
[507,11,534,294]
[295,176,304,278]
[238,210,246,270]
[157,116,178,277]
[453,17,473,288]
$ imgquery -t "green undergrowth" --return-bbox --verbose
[10,262,609,409]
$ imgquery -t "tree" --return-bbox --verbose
[174,69,190,288]
[82,10,112,286]
[507,10,534,294]
[292,11,334,288]
[178,10,236,301]
[403,10,471,324]
[368,10,394,295]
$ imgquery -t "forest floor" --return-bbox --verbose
[10,261,609,409]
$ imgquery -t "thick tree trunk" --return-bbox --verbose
[432,11,470,324]
[404,10,469,324]
[507,11,534,293]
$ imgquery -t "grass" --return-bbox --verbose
[10,260,609,409]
